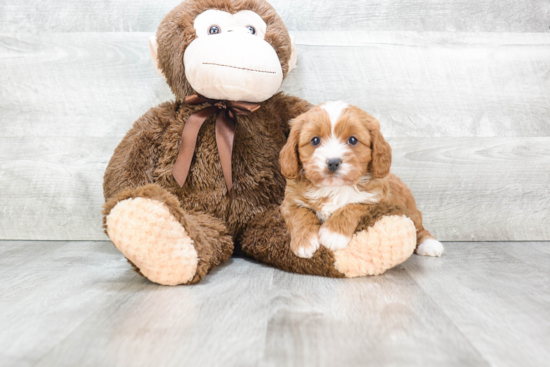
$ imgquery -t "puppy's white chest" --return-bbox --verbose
[305,185,380,222]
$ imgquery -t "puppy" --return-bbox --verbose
[280,101,444,258]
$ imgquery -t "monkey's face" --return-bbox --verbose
[155,0,294,103]
[184,10,283,102]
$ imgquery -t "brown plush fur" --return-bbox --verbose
[104,94,312,239]
[103,0,314,283]
[103,0,417,284]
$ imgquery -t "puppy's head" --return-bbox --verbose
[280,101,391,186]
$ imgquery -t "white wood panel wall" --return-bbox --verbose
[2,0,549,32]
[1,1,549,241]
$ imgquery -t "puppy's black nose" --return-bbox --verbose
[327,158,342,172]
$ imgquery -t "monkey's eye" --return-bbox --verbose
[311,137,321,146]
[246,26,256,35]
[348,136,358,145]
[208,25,221,35]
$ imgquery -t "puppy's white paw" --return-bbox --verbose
[319,227,351,251]
[417,239,444,257]
[293,236,320,258]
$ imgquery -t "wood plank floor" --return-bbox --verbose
[1,241,548,367]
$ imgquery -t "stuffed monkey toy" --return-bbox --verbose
[103,0,417,286]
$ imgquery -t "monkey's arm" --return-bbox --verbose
[103,102,176,199]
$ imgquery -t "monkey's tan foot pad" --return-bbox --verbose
[333,215,416,277]
[106,197,198,286]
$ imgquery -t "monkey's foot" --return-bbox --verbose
[333,215,416,277]
[106,197,198,286]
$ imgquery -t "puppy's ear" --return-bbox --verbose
[280,120,301,179]
[368,129,392,178]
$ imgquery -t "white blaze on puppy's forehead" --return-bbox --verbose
[321,101,349,132]
[311,101,352,176]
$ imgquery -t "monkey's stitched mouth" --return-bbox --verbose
[203,62,276,74]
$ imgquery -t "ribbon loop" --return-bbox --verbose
[172,94,261,192]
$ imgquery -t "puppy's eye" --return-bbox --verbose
[311,137,321,146]
[208,25,221,35]
[246,26,256,35]
[348,136,358,145]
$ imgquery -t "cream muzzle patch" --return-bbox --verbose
[184,10,283,102]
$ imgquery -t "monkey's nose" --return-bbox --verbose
[327,158,342,172]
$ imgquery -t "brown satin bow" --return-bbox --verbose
[172,94,261,191]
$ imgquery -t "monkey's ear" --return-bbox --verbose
[149,33,166,80]
[280,120,301,179]
[288,35,298,73]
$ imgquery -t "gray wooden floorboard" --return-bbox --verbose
[1,0,548,33]
[0,241,141,367]
[0,241,548,367]
[404,242,550,367]
[495,241,550,272]
[34,260,275,367]
[1,32,549,241]
[262,269,487,367]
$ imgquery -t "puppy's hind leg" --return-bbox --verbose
[405,200,444,257]
[394,177,444,257]
[416,229,444,257]
[400,192,444,257]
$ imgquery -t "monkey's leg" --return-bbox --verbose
[241,204,416,278]
[103,184,233,285]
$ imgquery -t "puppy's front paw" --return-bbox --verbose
[319,227,351,251]
[416,239,444,257]
[291,235,320,258]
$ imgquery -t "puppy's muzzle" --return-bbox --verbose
[327,158,342,172]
